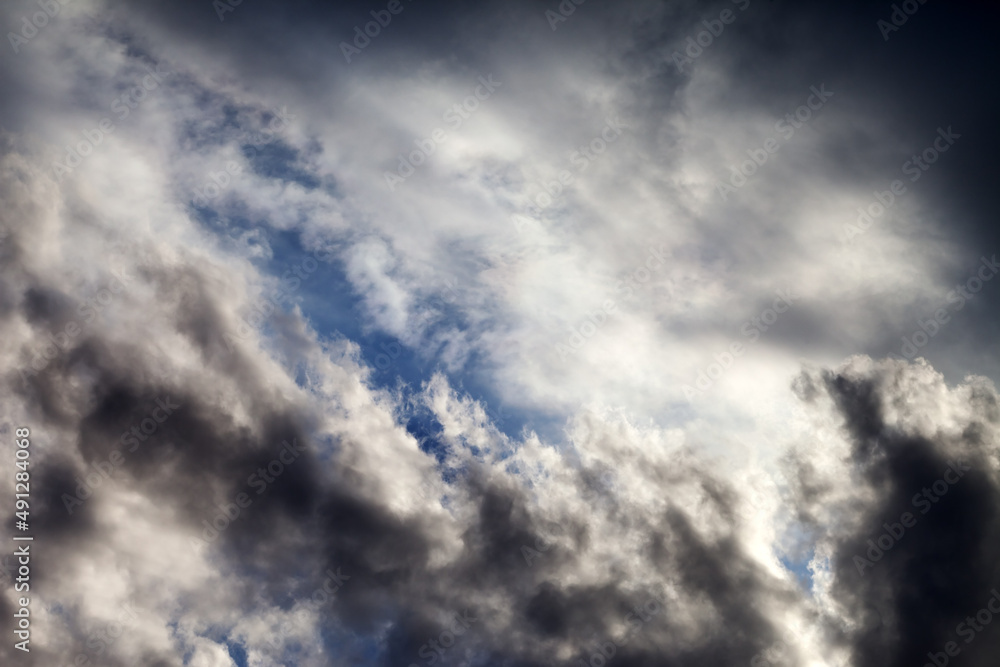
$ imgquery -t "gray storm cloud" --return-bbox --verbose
[0,0,998,665]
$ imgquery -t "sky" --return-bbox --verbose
[1,0,999,665]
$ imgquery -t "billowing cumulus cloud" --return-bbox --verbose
[0,0,998,665]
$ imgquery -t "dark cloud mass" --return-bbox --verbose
[0,0,997,665]
[787,359,1000,667]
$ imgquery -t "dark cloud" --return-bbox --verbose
[2,0,999,664]
[790,359,1000,667]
